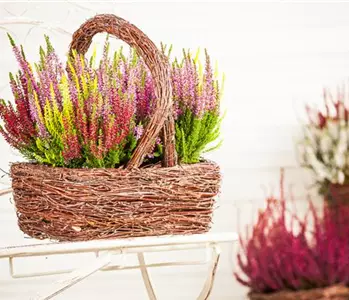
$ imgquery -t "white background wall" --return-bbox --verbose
[0,1,348,299]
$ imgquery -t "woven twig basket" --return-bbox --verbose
[248,285,349,300]
[10,14,221,242]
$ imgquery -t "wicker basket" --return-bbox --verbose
[248,285,349,300]
[10,14,221,242]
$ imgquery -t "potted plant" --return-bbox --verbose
[0,14,223,241]
[299,87,349,204]
[234,173,349,299]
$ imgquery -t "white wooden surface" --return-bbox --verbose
[0,1,347,299]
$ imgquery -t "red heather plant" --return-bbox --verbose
[234,174,349,294]
[0,35,223,168]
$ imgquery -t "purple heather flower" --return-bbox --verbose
[203,50,216,112]
[38,70,52,106]
[28,93,46,137]
[185,56,197,107]
[12,46,40,103]
[169,49,219,118]
[68,80,79,106]
[173,101,182,120]
[46,52,63,105]
[134,124,144,140]
[135,67,155,120]
[172,65,183,101]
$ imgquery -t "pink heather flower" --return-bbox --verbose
[63,132,81,161]
[46,52,63,106]
[96,133,104,159]
[120,62,129,93]
[0,105,19,138]
[169,50,219,118]
[12,46,40,102]
[125,69,138,101]
[185,56,197,107]
[202,50,215,112]
[171,51,219,119]
[38,71,52,106]
[68,81,79,106]
[76,105,88,146]
[195,94,205,116]
[235,173,349,293]
[97,67,106,97]
[135,68,155,120]
[103,116,114,152]
[27,93,46,136]
[134,124,144,140]
[9,76,33,134]
[171,63,183,101]
[172,101,180,120]
[47,51,64,76]
[181,72,190,106]
[144,75,156,111]
[73,54,84,77]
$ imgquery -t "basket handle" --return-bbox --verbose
[69,14,177,169]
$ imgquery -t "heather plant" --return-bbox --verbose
[299,87,349,195]
[134,45,224,163]
[0,35,223,168]
[1,35,137,168]
[234,175,349,294]
[171,48,223,163]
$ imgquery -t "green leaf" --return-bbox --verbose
[7,33,16,47]
[44,35,54,54]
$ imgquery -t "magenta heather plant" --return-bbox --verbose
[234,174,349,294]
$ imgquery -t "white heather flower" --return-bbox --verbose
[327,120,339,140]
[338,125,348,151]
[338,171,345,184]
[340,119,346,128]
[322,152,331,165]
[305,146,331,181]
[305,126,320,148]
[338,102,346,120]
[344,149,349,169]
[298,86,349,189]
[300,99,349,187]
[320,133,332,154]
[334,127,347,169]
[334,149,346,169]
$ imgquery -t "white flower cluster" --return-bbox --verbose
[300,118,349,185]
